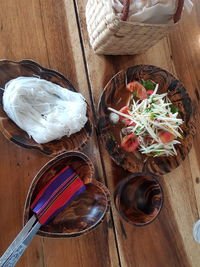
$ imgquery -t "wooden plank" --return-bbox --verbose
[75,1,200,266]
[0,0,119,266]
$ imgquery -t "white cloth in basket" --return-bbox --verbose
[111,0,190,24]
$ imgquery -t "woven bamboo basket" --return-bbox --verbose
[86,0,184,55]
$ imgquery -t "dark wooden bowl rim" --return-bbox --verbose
[114,172,164,226]
[23,151,110,238]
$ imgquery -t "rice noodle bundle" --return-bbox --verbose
[3,77,88,144]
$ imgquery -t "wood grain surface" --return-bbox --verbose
[75,1,200,267]
[0,0,199,267]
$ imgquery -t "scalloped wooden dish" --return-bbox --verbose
[24,151,110,238]
[0,60,92,156]
[98,64,196,175]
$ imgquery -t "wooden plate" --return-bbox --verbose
[24,151,110,238]
[0,60,92,156]
[98,65,196,175]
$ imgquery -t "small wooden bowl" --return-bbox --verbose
[24,151,110,238]
[114,173,163,226]
[0,60,92,156]
[98,64,196,175]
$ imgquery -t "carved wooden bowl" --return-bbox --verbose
[24,151,110,238]
[0,60,92,156]
[98,65,196,175]
[114,173,163,226]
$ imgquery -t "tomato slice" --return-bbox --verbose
[119,106,130,121]
[121,133,139,152]
[123,118,136,126]
[127,81,139,93]
[119,106,136,126]
[159,131,176,143]
[147,90,154,95]
[137,86,148,99]
[119,106,130,116]
[127,81,147,99]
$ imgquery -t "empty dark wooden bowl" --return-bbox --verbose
[114,173,163,226]
[24,151,110,238]
[0,60,92,156]
[98,64,196,175]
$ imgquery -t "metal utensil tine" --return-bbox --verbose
[0,215,37,265]
[3,222,41,267]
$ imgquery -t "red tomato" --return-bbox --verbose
[123,118,136,126]
[127,81,147,99]
[147,90,154,95]
[119,106,136,126]
[126,81,140,93]
[119,106,130,121]
[121,133,139,152]
[137,86,148,99]
[119,106,130,115]
[159,131,175,143]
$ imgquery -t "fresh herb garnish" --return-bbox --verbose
[142,80,156,91]
[155,151,164,156]
[132,91,137,97]
[108,134,116,141]
[150,97,155,103]
[136,126,142,132]
[146,107,152,112]
[170,105,179,114]
[150,113,155,120]
[154,151,165,157]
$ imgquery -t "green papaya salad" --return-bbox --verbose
[108,80,183,157]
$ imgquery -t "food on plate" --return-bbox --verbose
[109,111,119,124]
[3,77,88,144]
[108,80,183,157]
[121,133,139,152]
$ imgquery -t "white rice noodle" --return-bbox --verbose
[3,77,88,144]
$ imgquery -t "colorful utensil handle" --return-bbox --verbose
[31,166,85,225]
[2,222,41,267]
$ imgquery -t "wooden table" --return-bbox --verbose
[0,1,200,266]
